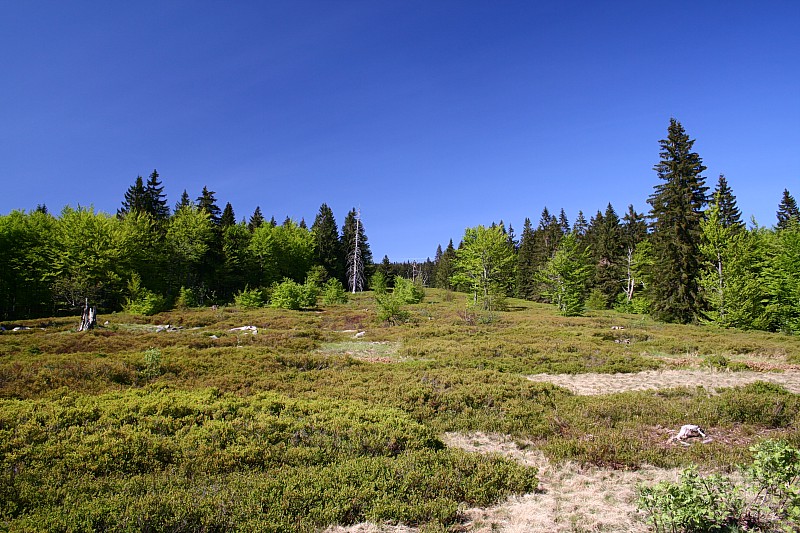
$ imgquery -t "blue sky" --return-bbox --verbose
[1,1,798,261]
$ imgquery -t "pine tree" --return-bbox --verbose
[558,209,570,235]
[144,170,169,221]
[248,206,264,232]
[118,176,147,218]
[776,189,800,230]
[196,186,221,225]
[516,217,537,300]
[311,203,343,282]
[712,174,743,232]
[174,190,191,213]
[590,203,624,307]
[647,118,708,323]
[220,202,236,228]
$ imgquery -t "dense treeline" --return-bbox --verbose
[426,119,800,333]
[0,171,373,319]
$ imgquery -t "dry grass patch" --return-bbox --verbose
[445,432,681,533]
[526,369,800,395]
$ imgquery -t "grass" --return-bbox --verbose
[2,289,800,530]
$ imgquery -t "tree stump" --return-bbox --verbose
[78,299,96,331]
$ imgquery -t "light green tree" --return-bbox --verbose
[537,233,592,316]
[451,225,516,314]
[165,205,214,294]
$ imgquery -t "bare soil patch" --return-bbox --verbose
[526,369,800,395]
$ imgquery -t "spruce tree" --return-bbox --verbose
[118,176,147,218]
[515,217,537,300]
[776,189,800,230]
[196,186,221,225]
[311,203,343,281]
[434,239,456,290]
[248,206,264,232]
[220,202,236,228]
[590,203,624,307]
[144,170,169,221]
[711,174,743,232]
[572,211,588,239]
[558,208,570,235]
[174,190,191,213]
[647,118,708,323]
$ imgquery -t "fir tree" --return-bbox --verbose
[269,216,277,227]
[590,203,624,307]
[248,206,264,232]
[776,189,800,230]
[647,118,708,323]
[118,176,147,218]
[311,203,343,282]
[144,170,169,221]
[220,202,236,228]
[572,210,588,239]
[712,174,743,232]
[558,208,570,235]
[196,186,221,225]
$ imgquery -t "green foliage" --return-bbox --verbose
[638,440,800,532]
[452,224,516,313]
[175,286,198,309]
[370,271,388,294]
[233,286,266,309]
[123,274,166,316]
[393,276,425,304]
[375,292,410,325]
[270,279,318,310]
[647,118,709,324]
[140,347,163,380]
[538,233,592,316]
[321,278,348,305]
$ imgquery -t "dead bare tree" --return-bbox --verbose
[347,209,364,293]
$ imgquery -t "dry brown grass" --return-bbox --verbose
[446,432,680,533]
[526,368,800,395]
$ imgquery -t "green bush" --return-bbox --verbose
[175,286,198,309]
[233,286,266,309]
[393,277,425,304]
[370,271,388,294]
[375,293,410,325]
[637,439,800,532]
[322,278,348,305]
[140,347,162,380]
[123,274,166,316]
[271,279,318,310]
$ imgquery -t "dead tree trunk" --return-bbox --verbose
[78,298,96,331]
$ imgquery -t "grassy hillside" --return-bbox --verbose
[2,290,799,531]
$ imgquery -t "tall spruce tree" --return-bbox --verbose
[516,217,538,300]
[572,210,588,240]
[248,206,264,232]
[590,203,624,307]
[118,176,147,218]
[776,189,800,230]
[434,239,456,290]
[311,203,343,281]
[196,186,221,225]
[144,170,169,221]
[712,174,743,232]
[647,118,708,323]
[174,189,191,213]
[220,202,236,228]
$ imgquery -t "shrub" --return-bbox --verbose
[637,439,800,532]
[124,274,166,316]
[234,286,266,309]
[322,278,348,305]
[393,277,425,304]
[271,279,318,310]
[175,286,198,309]
[375,293,409,325]
[140,348,162,380]
[370,272,388,294]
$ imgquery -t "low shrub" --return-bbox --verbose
[321,278,348,305]
[233,286,266,309]
[393,277,425,304]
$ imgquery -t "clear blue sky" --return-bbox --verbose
[1,1,798,261]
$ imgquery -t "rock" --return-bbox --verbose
[229,325,257,334]
[354,331,366,338]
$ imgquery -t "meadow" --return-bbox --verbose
[2,289,799,531]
